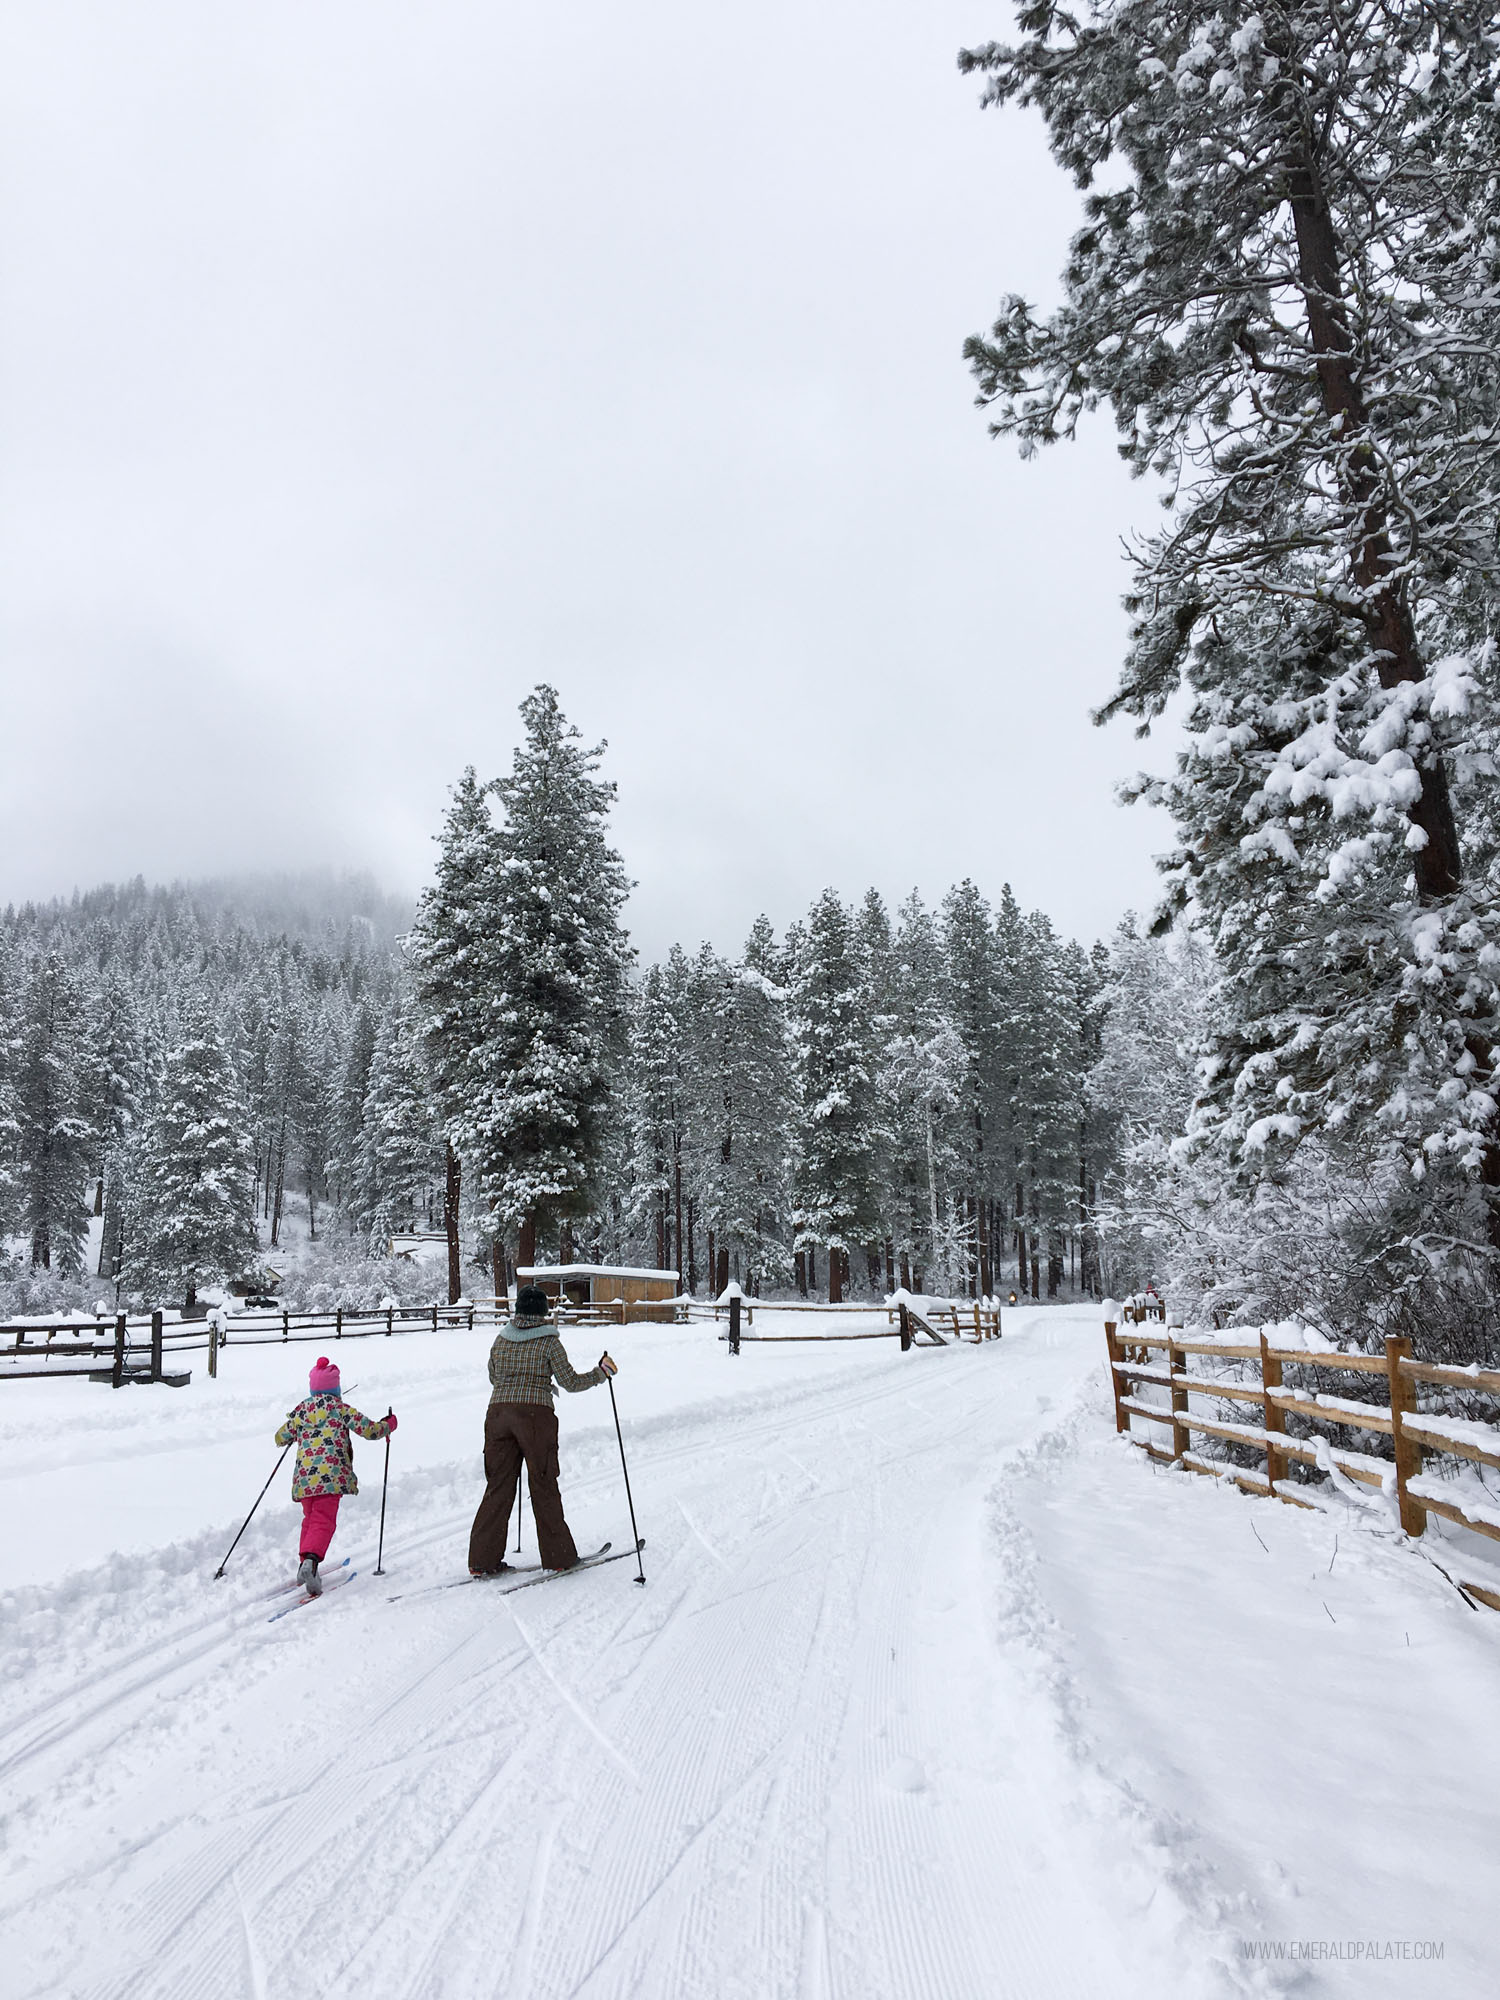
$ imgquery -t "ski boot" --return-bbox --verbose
[298,1554,323,1597]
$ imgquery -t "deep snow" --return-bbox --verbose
[1,1305,1495,1997]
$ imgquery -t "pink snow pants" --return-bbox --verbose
[299,1495,341,1559]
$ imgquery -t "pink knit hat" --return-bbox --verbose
[309,1356,341,1394]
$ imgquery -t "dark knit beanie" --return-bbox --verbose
[514,1284,550,1324]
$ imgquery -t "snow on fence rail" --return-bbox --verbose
[1105,1319,1500,1612]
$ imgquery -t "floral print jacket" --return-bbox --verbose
[275,1394,393,1499]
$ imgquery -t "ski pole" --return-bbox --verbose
[373,1407,394,1576]
[605,1369,646,1586]
[514,1462,525,1555]
[213,1443,291,1579]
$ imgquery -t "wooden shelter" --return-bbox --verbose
[516,1264,680,1323]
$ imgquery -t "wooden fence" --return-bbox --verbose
[1105,1320,1500,1612]
[0,1301,510,1386]
[717,1300,1002,1345]
[2,1293,1005,1387]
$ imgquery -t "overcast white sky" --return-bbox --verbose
[0,1,1177,959]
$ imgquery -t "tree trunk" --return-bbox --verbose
[795,1249,807,1297]
[492,1236,507,1301]
[828,1246,843,1305]
[884,1238,896,1293]
[517,1211,536,1273]
[445,1143,463,1304]
[1286,151,1461,899]
[270,1114,287,1248]
[925,1102,942,1289]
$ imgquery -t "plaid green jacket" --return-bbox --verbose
[487,1323,606,1407]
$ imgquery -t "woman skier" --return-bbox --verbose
[275,1356,397,1593]
[468,1284,617,1576]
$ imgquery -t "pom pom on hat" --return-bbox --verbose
[309,1355,341,1394]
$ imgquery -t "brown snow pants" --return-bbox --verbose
[468,1402,580,1573]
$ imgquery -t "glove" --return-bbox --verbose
[386,1412,399,1433]
[598,1353,618,1378]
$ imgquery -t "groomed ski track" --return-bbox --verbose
[4,1304,1496,1997]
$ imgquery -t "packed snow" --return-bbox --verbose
[2,1303,1497,1997]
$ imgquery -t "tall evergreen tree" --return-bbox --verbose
[129,1015,257,1304]
[412,689,632,1277]
[358,995,444,1251]
[17,951,91,1271]
[791,891,880,1301]
[962,0,1500,1279]
[408,766,505,1295]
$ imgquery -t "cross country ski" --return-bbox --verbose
[386,1544,613,1603]
[267,1568,359,1622]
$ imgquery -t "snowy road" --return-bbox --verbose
[3,1307,1496,1997]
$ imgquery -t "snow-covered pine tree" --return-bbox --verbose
[79,971,144,1279]
[409,766,505,1298]
[1090,918,1215,1294]
[296,998,339,1242]
[941,880,1004,1294]
[790,890,880,1301]
[415,690,632,1280]
[328,999,378,1229]
[853,890,898,1292]
[0,932,23,1236]
[1014,913,1086,1296]
[736,920,796,1295]
[684,937,794,1296]
[880,893,947,1289]
[991,885,1034,1290]
[16,950,92,1272]
[129,1014,257,1306]
[623,958,689,1277]
[962,0,1500,1299]
[358,993,444,1251]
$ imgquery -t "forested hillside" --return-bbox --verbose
[0,858,1183,1315]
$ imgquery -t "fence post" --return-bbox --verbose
[1386,1334,1425,1536]
[282,1309,289,1343]
[432,1304,438,1332]
[150,1310,164,1385]
[336,1306,343,1341]
[728,1293,741,1355]
[209,1319,219,1380]
[1168,1334,1189,1461]
[387,1305,394,1337]
[972,1302,982,1343]
[468,1302,475,1330]
[113,1312,127,1389]
[1104,1321,1128,1431]
[899,1302,912,1352]
[1259,1331,1287,1493]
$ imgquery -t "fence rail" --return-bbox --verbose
[1105,1320,1500,1610]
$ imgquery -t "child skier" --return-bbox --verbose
[275,1357,397,1593]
